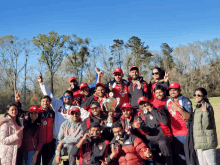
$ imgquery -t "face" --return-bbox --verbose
[122,108,132,118]
[7,105,18,117]
[96,86,105,97]
[91,105,101,117]
[89,127,101,139]
[63,93,73,105]
[30,112,39,121]
[194,90,205,103]
[138,101,150,110]
[81,87,90,96]
[70,111,81,122]
[129,70,139,80]
[169,88,180,98]
[41,98,51,111]
[152,69,160,80]
[155,89,165,100]
[114,73,123,83]
[69,80,77,87]
[112,127,124,138]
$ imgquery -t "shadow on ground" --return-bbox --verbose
[216,149,220,164]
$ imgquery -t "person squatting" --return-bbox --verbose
[0,67,218,165]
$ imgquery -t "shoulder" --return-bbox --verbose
[180,96,192,105]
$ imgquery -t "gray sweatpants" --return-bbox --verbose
[197,149,216,165]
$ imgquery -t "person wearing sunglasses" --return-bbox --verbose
[164,82,193,165]
[53,107,83,165]
[192,88,217,165]
[149,67,170,101]
[136,96,172,165]
[127,66,149,114]
[22,106,44,165]
[119,103,149,138]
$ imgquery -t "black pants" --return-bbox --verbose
[147,135,173,165]
[16,146,24,165]
[36,139,56,165]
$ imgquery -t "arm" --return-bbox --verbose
[0,123,19,145]
[36,124,45,152]
[88,73,98,88]
[134,137,152,160]
[150,108,168,125]
[201,103,213,129]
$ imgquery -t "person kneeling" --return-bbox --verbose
[53,107,83,165]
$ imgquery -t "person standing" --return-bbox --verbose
[22,106,44,165]
[193,87,218,165]
[165,82,192,165]
[0,103,24,165]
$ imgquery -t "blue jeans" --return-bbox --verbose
[23,151,36,165]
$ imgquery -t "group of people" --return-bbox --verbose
[0,66,218,165]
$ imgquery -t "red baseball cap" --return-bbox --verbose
[137,96,149,105]
[29,106,40,113]
[168,82,181,90]
[80,83,89,90]
[68,77,77,83]
[130,66,139,72]
[68,107,81,115]
[113,68,123,74]
[95,83,105,89]
[120,103,133,110]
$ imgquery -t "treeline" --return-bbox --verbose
[0,31,220,112]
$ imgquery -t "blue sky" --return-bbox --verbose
[1,0,220,65]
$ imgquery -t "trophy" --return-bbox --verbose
[103,92,120,127]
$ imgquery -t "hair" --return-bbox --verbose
[90,101,100,107]
[64,90,73,98]
[154,84,166,92]
[4,103,21,126]
[23,111,42,136]
[194,87,210,104]
[89,122,101,129]
[41,95,52,102]
[152,67,165,80]
[111,121,123,129]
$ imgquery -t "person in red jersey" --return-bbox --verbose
[106,68,129,120]
[150,84,169,110]
[105,122,152,165]
[164,82,192,165]
[127,66,149,113]
[149,67,169,100]
[137,96,172,165]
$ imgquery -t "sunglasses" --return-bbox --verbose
[70,111,80,116]
[152,72,159,75]
[64,95,72,99]
[193,94,203,97]
[114,74,122,76]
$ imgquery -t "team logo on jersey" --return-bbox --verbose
[58,106,62,112]
[98,145,103,150]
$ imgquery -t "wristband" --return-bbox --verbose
[55,150,60,156]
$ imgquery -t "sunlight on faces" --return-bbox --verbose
[194,90,205,103]
[69,80,77,86]
[114,73,123,83]
[7,105,18,117]
[152,69,160,80]
[81,87,90,96]
[129,70,139,80]
[155,89,165,100]
[169,88,180,98]
[63,93,73,105]
[122,108,132,118]
[89,127,101,139]
[30,112,39,121]
[112,127,124,138]
[41,98,51,110]
[70,111,80,122]
[96,86,105,97]
[91,104,101,117]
